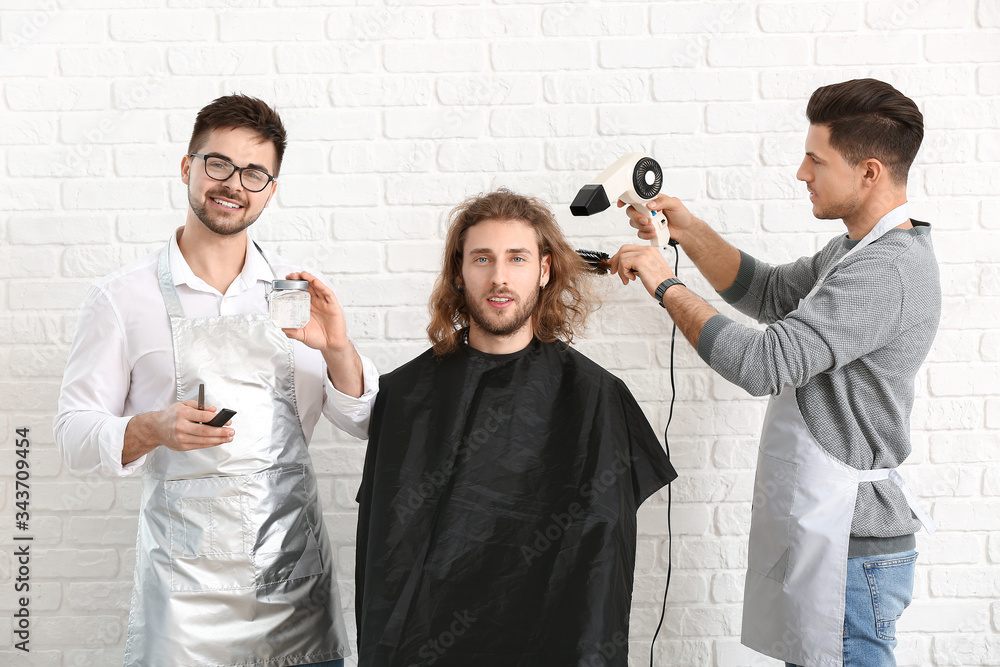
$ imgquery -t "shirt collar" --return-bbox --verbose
[168,228,274,296]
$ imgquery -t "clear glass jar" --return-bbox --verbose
[268,280,311,329]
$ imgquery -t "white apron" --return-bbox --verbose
[122,245,350,667]
[740,204,936,666]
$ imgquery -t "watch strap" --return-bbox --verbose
[655,278,684,308]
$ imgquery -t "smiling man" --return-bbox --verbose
[355,189,676,666]
[56,95,377,667]
[611,79,940,667]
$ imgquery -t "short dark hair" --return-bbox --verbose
[187,94,287,176]
[806,79,923,186]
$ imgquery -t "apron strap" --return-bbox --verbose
[156,239,278,320]
[856,467,936,535]
[157,245,185,319]
[826,202,911,280]
[856,469,890,482]
[803,202,911,303]
[887,468,937,534]
[253,240,280,281]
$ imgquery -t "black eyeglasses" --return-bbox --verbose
[189,154,276,192]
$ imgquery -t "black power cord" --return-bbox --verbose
[577,242,680,666]
[650,242,680,667]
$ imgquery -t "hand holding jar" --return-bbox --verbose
[276,271,353,355]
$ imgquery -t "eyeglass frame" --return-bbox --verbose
[188,153,277,192]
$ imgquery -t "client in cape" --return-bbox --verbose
[355,188,677,666]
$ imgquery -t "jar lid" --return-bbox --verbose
[271,280,310,291]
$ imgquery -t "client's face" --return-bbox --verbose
[460,219,550,344]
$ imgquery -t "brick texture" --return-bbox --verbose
[1,4,996,666]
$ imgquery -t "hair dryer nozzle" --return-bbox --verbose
[570,184,611,216]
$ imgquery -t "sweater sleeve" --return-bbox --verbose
[720,248,833,325]
[698,251,905,396]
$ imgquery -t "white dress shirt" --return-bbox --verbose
[55,230,379,477]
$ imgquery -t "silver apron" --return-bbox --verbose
[123,245,349,667]
[740,204,936,666]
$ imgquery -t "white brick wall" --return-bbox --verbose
[1,2,997,666]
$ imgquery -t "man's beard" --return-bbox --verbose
[812,190,863,221]
[188,185,262,236]
[465,284,541,339]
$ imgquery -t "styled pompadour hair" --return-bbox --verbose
[806,78,923,186]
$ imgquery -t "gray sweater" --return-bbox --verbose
[697,222,940,549]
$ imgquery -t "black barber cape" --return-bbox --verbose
[356,339,677,667]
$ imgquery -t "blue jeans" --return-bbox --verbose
[786,549,917,667]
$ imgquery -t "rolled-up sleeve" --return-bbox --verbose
[321,346,379,440]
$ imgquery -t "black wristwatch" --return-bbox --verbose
[654,278,684,308]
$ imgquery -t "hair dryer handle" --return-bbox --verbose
[632,202,675,248]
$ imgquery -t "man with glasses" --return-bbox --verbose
[190,152,276,193]
[55,94,375,667]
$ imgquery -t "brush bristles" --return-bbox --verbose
[576,249,610,275]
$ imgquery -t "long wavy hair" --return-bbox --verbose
[428,188,597,357]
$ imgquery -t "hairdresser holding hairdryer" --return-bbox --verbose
[610,79,940,667]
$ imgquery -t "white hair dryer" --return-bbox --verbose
[570,153,674,247]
